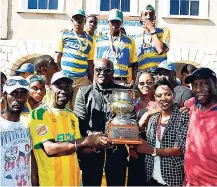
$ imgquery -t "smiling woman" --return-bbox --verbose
[136,77,189,186]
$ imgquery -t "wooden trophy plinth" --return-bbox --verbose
[107,123,143,145]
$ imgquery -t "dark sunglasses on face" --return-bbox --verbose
[95,68,114,74]
[138,81,154,86]
[110,20,121,25]
[5,79,29,86]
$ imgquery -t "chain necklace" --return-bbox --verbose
[109,31,121,63]
[73,30,89,52]
[142,31,152,48]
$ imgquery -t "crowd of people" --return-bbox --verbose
[1,4,217,187]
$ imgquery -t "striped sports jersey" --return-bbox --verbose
[135,28,170,70]
[95,33,137,77]
[58,30,94,77]
[29,105,81,186]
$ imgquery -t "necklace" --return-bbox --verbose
[109,31,121,64]
[73,30,89,52]
[157,114,170,142]
[142,31,152,48]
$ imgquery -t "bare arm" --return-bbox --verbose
[31,151,39,186]
[136,139,182,157]
[131,62,138,81]
[151,34,164,55]
[42,135,112,157]
[87,60,94,82]
[54,52,62,70]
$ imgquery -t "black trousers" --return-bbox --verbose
[79,146,128,186]
[127,155,146,186]
[147,178,168,186]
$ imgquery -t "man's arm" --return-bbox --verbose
[54,52,62,70]
[87,60,94,82]
[151,33,164,55]
[131,62,138,81]
[41,135,111,157]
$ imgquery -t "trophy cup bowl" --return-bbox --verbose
[106,89,142,144]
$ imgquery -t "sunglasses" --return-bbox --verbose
[95,68,114,74]
[29,75,45,84]
[138,81,154,86]
[5,79,29,87]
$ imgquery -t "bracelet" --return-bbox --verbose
[74,140,78,151]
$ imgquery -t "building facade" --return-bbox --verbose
[0,0,217,76]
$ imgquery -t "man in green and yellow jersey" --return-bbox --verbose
[29,71,112,186]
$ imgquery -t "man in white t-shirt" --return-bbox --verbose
[0,76,37,186]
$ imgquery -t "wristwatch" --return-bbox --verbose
[151,148,157,157]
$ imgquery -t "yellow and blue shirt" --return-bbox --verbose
[29,105,81,186]
[135,28,170,70]
[58,30,94,77]
[94,33,137,77]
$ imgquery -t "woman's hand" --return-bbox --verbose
[138,107,161,128]
[135,139,153,154]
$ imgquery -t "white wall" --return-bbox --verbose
[156,0,217,49]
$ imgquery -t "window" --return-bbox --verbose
[163,0,209,19]
[86,0,139,16]
[100,0,130,12]
[28,0,58,10]
[170,0,199,16]
[19,0,65,13]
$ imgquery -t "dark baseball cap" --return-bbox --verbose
[185,67,216,84]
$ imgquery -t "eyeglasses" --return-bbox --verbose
[138,81,154,86]
[95,68,114,74]
[5,79,29,87]
[29,75,45,84]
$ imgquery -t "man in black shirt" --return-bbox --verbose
[74,58,135,186]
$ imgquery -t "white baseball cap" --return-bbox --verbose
[3,76,30,94]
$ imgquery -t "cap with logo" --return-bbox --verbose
[26,75,45,84]
[145,4,155,12]
[15,63,35,75]
[185,68,216,84]
[108,9,123,22]
[155,60,176,72]
[3,76,30,94]
[51,71,74,85]
[72,9,86,17]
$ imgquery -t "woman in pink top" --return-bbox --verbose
[128,70,157,186]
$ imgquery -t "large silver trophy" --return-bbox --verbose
[106,89,142,144]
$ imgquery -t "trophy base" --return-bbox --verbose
[111,138,143,145]
[107,123,142,145]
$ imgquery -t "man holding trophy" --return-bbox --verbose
[74,58,138,186]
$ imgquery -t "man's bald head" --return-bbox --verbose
[94,58,114,85]
[94,58,114,69]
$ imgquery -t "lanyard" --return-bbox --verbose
[72,30,88,52]
[109,31,121,59]
[142,32,152,48]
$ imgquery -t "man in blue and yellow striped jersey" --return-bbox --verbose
[55,9,94,109]
[94,9,137,86]
[135,5,170,71]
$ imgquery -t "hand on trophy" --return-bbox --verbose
[135,139,153,154]
[83,134,113,149]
